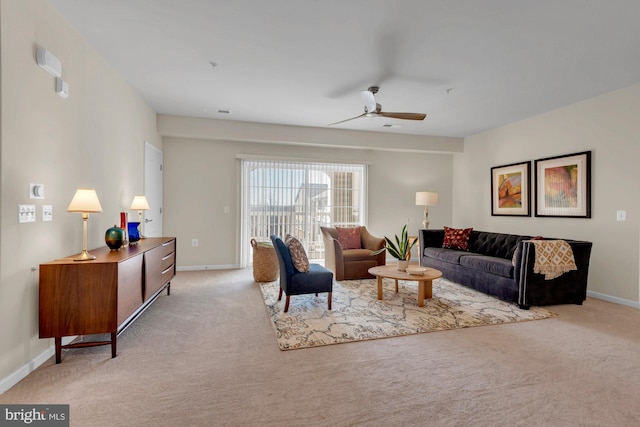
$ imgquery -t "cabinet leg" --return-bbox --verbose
[167,282,171,296]
[111,333,117,358]
[55,337,62,364]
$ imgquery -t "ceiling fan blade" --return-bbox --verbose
[328,113,367,126]
[378,112,426,121]
[360,90,377,114]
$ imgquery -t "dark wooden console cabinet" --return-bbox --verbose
[39,237,176,363]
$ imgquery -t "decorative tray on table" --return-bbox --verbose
[406,266,427,276]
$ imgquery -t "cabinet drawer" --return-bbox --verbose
[161,265,175,285]
[162,239,175,257]
[161,252,175,271]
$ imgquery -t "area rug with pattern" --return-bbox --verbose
[259,278,556,350]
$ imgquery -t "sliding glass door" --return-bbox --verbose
[241,159,366,265]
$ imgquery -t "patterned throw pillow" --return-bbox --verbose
[285,234,310,272]
[442,226,473,251]
[336,227,361,249]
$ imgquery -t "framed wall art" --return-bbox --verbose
[491,161,531,216]
[534,151,591,218]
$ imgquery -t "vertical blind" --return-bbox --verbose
[240,159,367,266]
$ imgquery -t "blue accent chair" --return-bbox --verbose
[270,235,333,313]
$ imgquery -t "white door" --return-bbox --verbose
[144,141,163,237]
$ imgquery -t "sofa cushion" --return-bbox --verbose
[443,226,473,251]
[285,234,310,273]
[336,227,362,249]
[459,254,514,278]
[424,247,468,265]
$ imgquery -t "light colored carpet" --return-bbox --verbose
[261,278,555,350]
[1,269,639,427]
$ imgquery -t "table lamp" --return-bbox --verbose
[415,191,438,229]
[67,188,103,261]
[130,195,150,237]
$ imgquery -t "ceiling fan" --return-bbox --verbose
[329,86,426,126]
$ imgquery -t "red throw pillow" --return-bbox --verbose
[336,227,361,249]
[442,226,473,251]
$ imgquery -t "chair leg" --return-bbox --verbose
[328,292,332,310]
[278,287,283,301]
[284,295,290,312]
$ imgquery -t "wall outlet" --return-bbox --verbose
[42,205,53,222]
[192,239,198,247]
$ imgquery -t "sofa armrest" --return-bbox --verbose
[566,240,593,274]
[321,231,344,278]
[361,226,385,251]
[418,229,445,260]
[514,239,593,308]
[360,226,386,266]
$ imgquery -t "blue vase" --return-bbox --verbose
[128,221,140,244]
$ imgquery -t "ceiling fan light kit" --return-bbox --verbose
[330,86,426,126]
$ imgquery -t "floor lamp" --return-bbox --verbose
[415,191,438,229]
[67,188,103,261]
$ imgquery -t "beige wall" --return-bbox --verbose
[0,0,160,383]
[455,84,640,305]
[160,117,458,268]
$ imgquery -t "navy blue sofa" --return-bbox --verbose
[418,229,592,309]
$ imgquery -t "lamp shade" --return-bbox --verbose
[130,195,150,210]
[67,188,103,213]
[415,191,439,206]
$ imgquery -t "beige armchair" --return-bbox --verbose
[320,226,386,280]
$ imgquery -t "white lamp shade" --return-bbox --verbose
[415,191,439,206]
[130,195,150,210]
[67,188,103,213]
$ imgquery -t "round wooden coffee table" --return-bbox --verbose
[368,264,443,307]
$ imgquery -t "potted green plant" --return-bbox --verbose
[370,224,418,271]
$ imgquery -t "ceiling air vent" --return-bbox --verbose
[203,107,231,115]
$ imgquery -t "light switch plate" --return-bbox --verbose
[18,205,36,223]
[616,210,627,221]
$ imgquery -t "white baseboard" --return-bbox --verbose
[176,264,239,271]
[0,336,76,395]
[587,290,640,309]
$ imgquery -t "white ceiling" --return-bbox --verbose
[50,0,640,138]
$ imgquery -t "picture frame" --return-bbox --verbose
[491,161,531,216]
[534,151,591,218]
